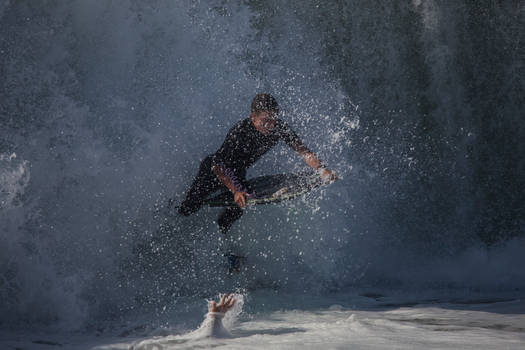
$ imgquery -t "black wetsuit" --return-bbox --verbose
[178,117,303,233]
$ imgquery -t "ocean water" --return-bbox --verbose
[1,1,524,347]
[2,291,525,349]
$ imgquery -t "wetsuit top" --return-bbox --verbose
[211,117,304,175]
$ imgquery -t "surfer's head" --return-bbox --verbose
[251,93,279,116]
[250,93,279,135]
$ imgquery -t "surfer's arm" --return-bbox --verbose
[299,150,337,181]
[299,150,336,179]
[287,139,338,181]
[212,164,238,194]
[297,149,323,170]
[212,164,248,207]
[278,120,328,170]
[286,139,326,171]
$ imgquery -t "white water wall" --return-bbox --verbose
[1,1,524,330]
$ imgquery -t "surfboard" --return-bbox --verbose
[203,171,330,207]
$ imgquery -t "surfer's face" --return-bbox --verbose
[251,111,277,135]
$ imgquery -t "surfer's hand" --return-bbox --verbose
[233,191,248,208]
[209,293,236,313]
[320,168,338,182]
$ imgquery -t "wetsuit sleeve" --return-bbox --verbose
[276,120,310,154]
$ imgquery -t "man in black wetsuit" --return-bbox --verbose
[178,93,336,233]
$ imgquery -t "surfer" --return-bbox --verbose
[177,93,336,233]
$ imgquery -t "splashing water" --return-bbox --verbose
[0,0,524,332]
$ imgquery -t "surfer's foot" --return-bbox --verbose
[224,253,246,273]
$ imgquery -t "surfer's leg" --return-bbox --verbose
[216,174,248,233]
[178,156,220,216]
[217,206,243,233]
